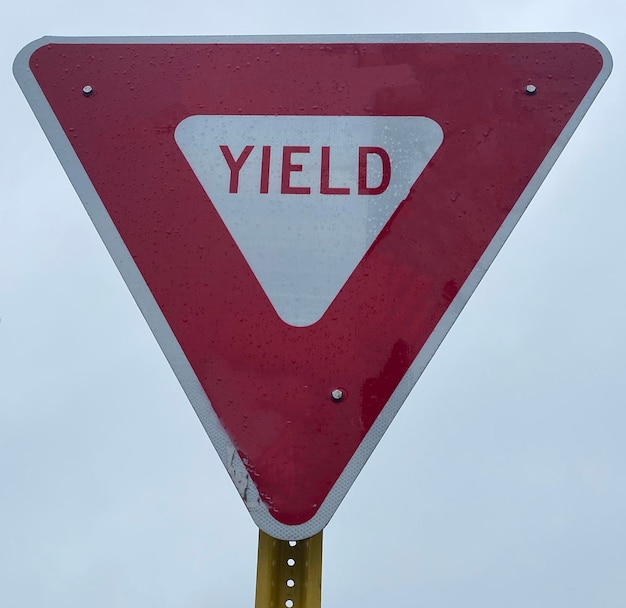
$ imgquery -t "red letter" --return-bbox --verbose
[281,146,311,195]
[320,146,350,195]
[220,145,254,193]
[358,147,391,195]
[260,146,271,194]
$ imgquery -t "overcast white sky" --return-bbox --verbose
[2,2,625,607]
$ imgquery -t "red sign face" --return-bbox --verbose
[14,34,611,539]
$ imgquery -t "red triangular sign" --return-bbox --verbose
[15,34,611,539]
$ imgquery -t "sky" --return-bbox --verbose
[1,2,625,607]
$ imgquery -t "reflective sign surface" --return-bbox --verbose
[14,34,611,538]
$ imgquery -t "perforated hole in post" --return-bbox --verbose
[285,600,294,608]
[287,558,296,566]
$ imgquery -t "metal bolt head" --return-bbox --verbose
[330,388,344,402]
[82,85,94,97]
[525,84,537,95]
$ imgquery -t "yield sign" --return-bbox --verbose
[15,34,611,539]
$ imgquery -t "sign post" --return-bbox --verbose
[14,32,611,603]
[255,531,323,608]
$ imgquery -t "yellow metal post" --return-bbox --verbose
[255,529,323,608]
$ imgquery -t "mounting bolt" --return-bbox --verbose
[330,388,345,402]
[82,85,94,97]
[525,84,537,95]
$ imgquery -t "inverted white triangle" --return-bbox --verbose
[175,115,443,326]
